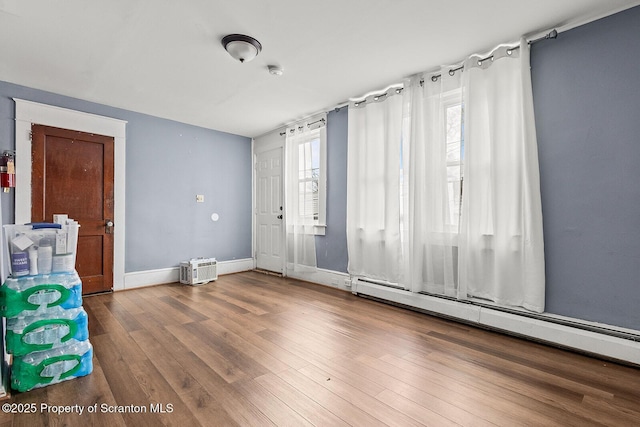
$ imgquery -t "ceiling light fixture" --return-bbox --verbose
[221,34,262,63]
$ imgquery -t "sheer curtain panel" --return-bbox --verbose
[405,71,463,296]
[458,40,545,312]
[347,91,404,283]
[284,115,326,272]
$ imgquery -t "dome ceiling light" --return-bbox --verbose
[221,34,262,63]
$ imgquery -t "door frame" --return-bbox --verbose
[14,99,127,291]
[252,128,286,275]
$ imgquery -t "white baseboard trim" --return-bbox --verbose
[123,267,178,290]
[286,267,351,292]
[217,258,255,276]
[122,258,254,290]
[353,280,640,366]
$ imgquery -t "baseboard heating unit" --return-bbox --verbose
[180,258,218,285]
[351,277,640,366]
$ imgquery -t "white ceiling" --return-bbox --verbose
[1,0,638,138]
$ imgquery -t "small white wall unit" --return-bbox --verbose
[123,258,253,290]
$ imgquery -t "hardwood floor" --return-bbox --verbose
[2,271,639,426]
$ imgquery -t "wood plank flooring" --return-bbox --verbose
[2,271,639,426]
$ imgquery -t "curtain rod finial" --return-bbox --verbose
[529,28,558,45]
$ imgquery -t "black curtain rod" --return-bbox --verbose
[529,28,558,44]
[307,118,326,128]
[424,29,558,84]
[350,29,559,105]
[280,118,327,136]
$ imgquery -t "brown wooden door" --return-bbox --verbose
[31,125,114,294]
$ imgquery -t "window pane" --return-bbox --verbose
[446,104,462,162]
[446,105,461,141]
[447,167,463,227]
[298,142,312,179]
[298,178,319,218]
[446,165,461,182]
[310,138,320,169]
[445,103,463,228]
[297,136,321,221]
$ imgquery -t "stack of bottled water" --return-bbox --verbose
[5,306,89,356]
[0,271,83,317]
[1,223,92,392]
[11,340,93,392]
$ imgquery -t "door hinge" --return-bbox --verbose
[29,131,33,141]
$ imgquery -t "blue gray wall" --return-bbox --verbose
[531,6,640,330]
[316,108,348,273]
[0,81,252,273]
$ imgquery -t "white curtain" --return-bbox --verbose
[284,117,323,272]
[347,90,404,283]
[405,70,463,296]
[458,40,545,312]
[346,39,545,312]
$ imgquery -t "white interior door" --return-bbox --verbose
[256,147,284,273]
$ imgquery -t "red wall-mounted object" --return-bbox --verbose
[1,151,15,192]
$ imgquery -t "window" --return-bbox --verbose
[298,133,321,221]
[444,99,464,229]
[287,121,327,235]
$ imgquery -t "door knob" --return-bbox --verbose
[277,215,283,219]
[105,219,114,234]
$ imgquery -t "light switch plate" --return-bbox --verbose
[196,195,204,203]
